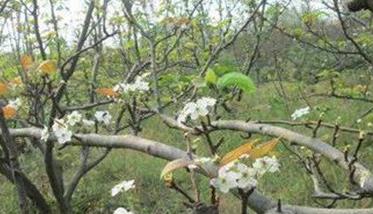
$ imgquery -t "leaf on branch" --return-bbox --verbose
[160,158,196,179]
[0,83,8,95]
[2,105,16,119]
[249,138,280,159]
[220,138,279,166]
[95,88,119,98]
[220,139,257,166]
[38,60,57,75]
[205,68,218,84]
[217,72,256,94]
[20,55,33,71]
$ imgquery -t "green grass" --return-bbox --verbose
[2,77,373,213]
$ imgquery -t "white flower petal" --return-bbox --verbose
[111,179,135,197]
[291,107,310,120]
[95,111,112,125]
[52,119,73,144]
[66,111,82,126]
[113,207,134,214]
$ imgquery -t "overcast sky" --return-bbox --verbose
[3,0,333,50]
[50,0,329,35]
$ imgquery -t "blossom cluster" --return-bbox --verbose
[291,106,310,120]
[40,110,112,144]
[51,119,73,144]
[177,97,216,123]
[113,76,150,94]
[210,156,280,193]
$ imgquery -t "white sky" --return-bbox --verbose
[44,0,329,32]
[2,0,332,51]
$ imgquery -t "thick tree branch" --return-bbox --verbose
[0,160,51,213]
[5,126,373,214]
[0,107,29,213]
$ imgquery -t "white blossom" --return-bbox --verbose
[113,84,122,92]
[177,97,216,123]
[52,119,73,144]
[211,156,280,193]
[210,173,238,193]
[8,98,22,110]
[235,163,257,190]
[252,156,280,176]
[111,179,135,197]
[82,119,95,127]
[197,97,216,109]
[210,162,240,193]
[41,126,50,142]
[291,107,310,120]
[183,102,199,120]
[133,77,149,92]
[66,111,82,126]
[113,207,134,214]
[113,77,150,94]
[95,111,112,125]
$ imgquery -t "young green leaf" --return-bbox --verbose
[205,68,218,84]
[217,72,256,94]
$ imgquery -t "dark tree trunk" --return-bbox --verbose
[348,0,373,12]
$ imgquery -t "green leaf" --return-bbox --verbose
[213,64,236,76]
[205,68,218,84]
[217,72,256,94]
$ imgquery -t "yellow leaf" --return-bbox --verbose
[21,55,33,71]
[220,140,257,166]
[38,60,57,75]
[96,88,119,98]
[160,158,195,179]
[220,138,280,166]
[249,138,280,159]
[2,105,16,119]
[0,83,8,95]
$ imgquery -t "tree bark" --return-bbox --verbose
[0,108,29,213]
[0,161,51,213]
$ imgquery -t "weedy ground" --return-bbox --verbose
[2,75,373,213]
